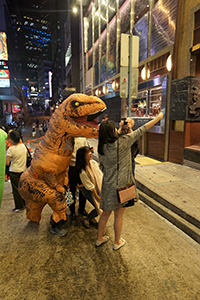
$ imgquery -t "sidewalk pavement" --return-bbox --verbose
[1,138,200,299]
[87,138,200,243]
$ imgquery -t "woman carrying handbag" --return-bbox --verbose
[96,112,164,250]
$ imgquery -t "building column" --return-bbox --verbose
[147,0,154,57]
[116,0,120,74]
[106,0,110,79]
[92,2,95,94]
[98,0,102,84]
[71,11,80,93]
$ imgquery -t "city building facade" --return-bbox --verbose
[169,0,200,165]
[81,0,177,162]
[49,0,67,103]
[66,0,199,164]
[38,60,52,109]
[0,0,22,125]
[9,0,52,101]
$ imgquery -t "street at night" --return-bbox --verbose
[1,0,200,299]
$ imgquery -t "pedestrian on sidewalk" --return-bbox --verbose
[32,122,36,138]
[68,137,88,220]
[36,118,39,128]
[6,130,27,212]
[42,120,47,134]
[76,146,103,228]
[39,123,43,137]
[96,112,164,250]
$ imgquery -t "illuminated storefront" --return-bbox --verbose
[0,29,21,123]
[83,0,178,161]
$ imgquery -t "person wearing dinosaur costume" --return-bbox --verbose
[18,93,106,236]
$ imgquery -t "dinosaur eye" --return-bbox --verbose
[71,100,84,108]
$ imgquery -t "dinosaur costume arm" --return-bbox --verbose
[44,172,65,194]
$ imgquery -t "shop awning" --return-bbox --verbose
[0,95,21,104]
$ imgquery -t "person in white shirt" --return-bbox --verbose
[32,122,36,137]
[76,146,103,228]
[6,130,27,212]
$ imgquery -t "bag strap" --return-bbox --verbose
[117,138,119,187]
[24,143,31,158]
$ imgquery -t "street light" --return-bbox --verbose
[72,7,78,14]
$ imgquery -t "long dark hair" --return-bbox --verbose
[76,146,89,173]
[98,120,118,155]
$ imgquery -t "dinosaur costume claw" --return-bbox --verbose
[18,93,106,226]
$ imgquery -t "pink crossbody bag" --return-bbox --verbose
[116,139,137,204]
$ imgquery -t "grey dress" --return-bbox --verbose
[99,125,147,211]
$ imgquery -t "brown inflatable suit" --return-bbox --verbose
[18,93,106,236]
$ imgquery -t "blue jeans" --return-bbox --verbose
[82,187,98,220]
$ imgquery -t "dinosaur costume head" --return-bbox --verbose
[59,93,106,135]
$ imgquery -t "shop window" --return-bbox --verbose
[131,87,162,118]
[148,87,162,117]
[193,9,200,46]
[195,52,200,76]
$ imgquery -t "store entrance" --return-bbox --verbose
[195,51,200,77]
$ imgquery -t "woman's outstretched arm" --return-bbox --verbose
[145,112,164,130]
[123,112,164,148]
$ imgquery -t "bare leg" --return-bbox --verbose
[114,207,125,245]
[97,210,112,242]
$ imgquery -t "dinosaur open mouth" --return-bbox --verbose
[72,116,99,129]
[72,107,106,130]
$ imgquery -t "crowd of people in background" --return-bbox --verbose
[31,119,49,138]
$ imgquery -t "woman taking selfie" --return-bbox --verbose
[96,112,164,250]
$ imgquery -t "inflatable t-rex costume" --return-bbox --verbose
[18,94,106,235]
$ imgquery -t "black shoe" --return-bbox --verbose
[90,218,98,227]
[69,213,76,221]
[78,209,88,217]
[50,226,67,237]
[50,215,54,226]
[82,218,90,229]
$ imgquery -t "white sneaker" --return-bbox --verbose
[113,238,126,250]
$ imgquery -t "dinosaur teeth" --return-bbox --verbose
[87,107,107,121]
[71,107,106,130]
